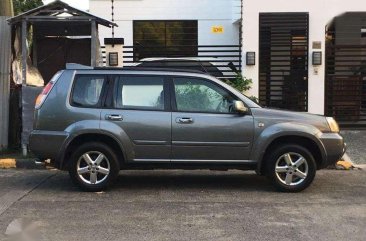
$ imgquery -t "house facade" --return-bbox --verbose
[242,0,366,127]
[90,0,242,70]
[90,0,366,126]
[91,0,241,47]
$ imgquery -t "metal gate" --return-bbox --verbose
[259,13,309,111]
[325,12,366,127]
[325,45,366,127]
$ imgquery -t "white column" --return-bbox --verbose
[307,14,327,115]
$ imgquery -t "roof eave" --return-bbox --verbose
[6,0,117,28]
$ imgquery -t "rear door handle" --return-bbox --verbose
[105,114,123,121]
[177,117,193,124]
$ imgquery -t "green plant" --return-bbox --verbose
[225,73,259,104]
[226,73,253,93]
[13,0,43,15]
[248,95,259,104]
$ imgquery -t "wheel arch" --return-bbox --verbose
[257,134,326,175]
[251,122,327,175]
[59,132,127,170]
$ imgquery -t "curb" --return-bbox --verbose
[334,153,356,170]
[0,158,45,169]
[353,164,366,171]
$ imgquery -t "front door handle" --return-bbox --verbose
[177,117,193,124]
[105,114,123,121]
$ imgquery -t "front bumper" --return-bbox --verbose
[319,132,346,168]
[29,130,69,160]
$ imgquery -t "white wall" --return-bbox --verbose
[242,0,366,115]
[90,0,240,46]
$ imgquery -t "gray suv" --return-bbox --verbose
[29,64,346,192]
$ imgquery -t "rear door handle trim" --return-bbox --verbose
[105,114,123,121]
[176,117,193,124]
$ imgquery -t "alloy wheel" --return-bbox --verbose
[275,152,309,186]
[76,151,111,185]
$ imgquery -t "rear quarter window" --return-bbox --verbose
[71,75,107,108]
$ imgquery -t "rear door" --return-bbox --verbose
[100,74,171,162]
[171,76,254,162]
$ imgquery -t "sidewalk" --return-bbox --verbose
[0,152,42,169]
[341,130,366,165]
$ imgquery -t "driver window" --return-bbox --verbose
[174,77,237,113]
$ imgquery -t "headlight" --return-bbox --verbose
[326,117,340,133]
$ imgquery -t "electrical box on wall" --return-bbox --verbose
[104,38,124,67]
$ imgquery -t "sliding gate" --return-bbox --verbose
[259,13,309,111]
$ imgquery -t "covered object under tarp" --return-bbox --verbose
[7,0,116,152]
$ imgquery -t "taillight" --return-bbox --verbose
[35,81,54,109]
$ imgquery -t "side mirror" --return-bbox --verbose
[233,101,248,114]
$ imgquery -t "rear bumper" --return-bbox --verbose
[29,130,69,160]
[319,132,346,168]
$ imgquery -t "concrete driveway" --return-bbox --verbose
[0,169,365,241]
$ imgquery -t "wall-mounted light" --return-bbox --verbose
[312,51,322,65]
[108,52,119,66]
[104,38,124,67]
[246,52,255,66]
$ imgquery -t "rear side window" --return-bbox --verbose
[71,75,106,107]
[115,76,165,111]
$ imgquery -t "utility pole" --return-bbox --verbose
[0,0,14,16]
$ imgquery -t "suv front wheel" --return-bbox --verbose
[266,144,316,192]
[68,142,120,192]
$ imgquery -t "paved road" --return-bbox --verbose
[0,169,365,241]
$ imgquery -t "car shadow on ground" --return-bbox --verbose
[34,170,276,193]
[117,171,272,190]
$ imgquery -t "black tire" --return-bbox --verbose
[68,142,120,192]
[265,144,316,192]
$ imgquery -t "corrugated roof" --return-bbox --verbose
[7,0,117,28]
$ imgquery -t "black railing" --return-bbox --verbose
[325,44,366,127]
[101,45,242,80]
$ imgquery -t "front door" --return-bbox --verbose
[171,77,254,162]
[101,75,171,162]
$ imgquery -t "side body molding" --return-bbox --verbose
[251,122,327,173]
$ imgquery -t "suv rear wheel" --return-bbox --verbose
[265,144,316,192]
[68,142,120,192]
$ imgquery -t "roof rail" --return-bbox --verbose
[65,63,208,75]
[93,66,207,74]
[66,63,93,70]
